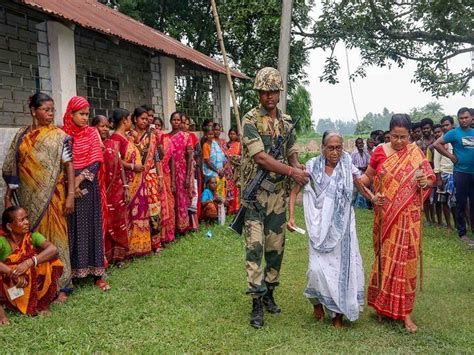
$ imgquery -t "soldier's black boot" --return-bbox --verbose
[263,288,281,314]
[250,297,264,329]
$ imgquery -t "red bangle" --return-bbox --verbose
[288,167,293,177]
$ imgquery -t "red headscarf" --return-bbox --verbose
[63,96,108,268]
[63,96,104,170]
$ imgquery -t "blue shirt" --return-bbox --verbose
[201,188,215,203]
[443,127,474,173]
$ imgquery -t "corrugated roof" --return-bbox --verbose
[19,0,248,79]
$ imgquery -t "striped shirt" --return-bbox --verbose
[351,149,371,170]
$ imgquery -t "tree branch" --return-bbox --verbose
[368,0,474,45]
[392,46,474,63]
[292,30,317,38]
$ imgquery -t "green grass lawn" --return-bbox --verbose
[2,207,473,353]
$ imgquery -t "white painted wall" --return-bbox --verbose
[46,21,77,126]
[160,56,176,129]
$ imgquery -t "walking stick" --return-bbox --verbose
[377,171,385,292]
[417,162,424,292]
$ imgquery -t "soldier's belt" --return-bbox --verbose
[261,178,285,193]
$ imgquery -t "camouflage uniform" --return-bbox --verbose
[241,105,297,297]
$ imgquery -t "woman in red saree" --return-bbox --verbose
[92,116,129,264]
[0,207,63,324]
[168,112,193,235]
[225,128,241,214]
[154,118,176,244]
[110,108,152,257]
[132,107,162,252]
[181,113,199,231]
[358,114,435,332]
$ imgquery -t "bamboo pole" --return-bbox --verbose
[210,0,242,136]
[277,0,293,113]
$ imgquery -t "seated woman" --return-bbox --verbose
[201,177,224,224]
[0,206,63,325]
[288,131,373,328]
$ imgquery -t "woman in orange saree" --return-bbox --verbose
[2,93,74,302]
[133,107,162,252]
[0,207,63,324]
[110,108,152,257]
[154,118,176,244]
[225,128,241,215]
[358,114,435,332]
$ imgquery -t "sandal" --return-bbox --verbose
[95,279,111,292]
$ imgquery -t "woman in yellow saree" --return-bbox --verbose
[358,114,435,332]
[2,93,74,303]
[0,206,63,325]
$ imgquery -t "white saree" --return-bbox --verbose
[302,152,364,321]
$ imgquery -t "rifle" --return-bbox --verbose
[229,116,301,235]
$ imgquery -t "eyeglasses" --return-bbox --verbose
[324,145,343,152]
[390,133,409,142]
[38,107,56,113]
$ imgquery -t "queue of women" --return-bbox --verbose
[0,91,440,333]
[0,93,241,325]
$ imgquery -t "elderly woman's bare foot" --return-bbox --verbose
[332,314,344,328]
[53,291,68,304]
[404,315,417,333]
[313,304,325,321]
[0,307,9,326]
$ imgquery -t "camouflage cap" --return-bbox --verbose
[253,67,283,91]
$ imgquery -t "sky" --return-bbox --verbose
[306,46,474,124]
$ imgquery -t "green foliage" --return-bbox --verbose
[2,209,473,352]
[409,102,446,123]
[298,0,474,97]
[287,85,313,133]
[316,118,357,135]
[355,107,394,134]
[299,151,319,164]
[110,0,315,115]
[351,102,447,134]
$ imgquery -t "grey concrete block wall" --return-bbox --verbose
[0,2,49,127]
[0,127,19,215]
[75,27,160,119]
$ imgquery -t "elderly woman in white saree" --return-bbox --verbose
[288,131,374,328]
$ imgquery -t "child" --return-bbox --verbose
[201,177,224,224]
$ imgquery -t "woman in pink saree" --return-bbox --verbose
[167,112,193,235]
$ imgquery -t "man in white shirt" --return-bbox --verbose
[433,116,455,230]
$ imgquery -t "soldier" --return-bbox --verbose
[241,67,309,328]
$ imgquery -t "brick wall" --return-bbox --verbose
[75,27,160,118]
[0,2,48,127]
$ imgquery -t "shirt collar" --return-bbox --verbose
[258,104,281,119]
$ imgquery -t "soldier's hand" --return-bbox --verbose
[296,163,305,170]
[290,167,309,186]
[287,218,296,231]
